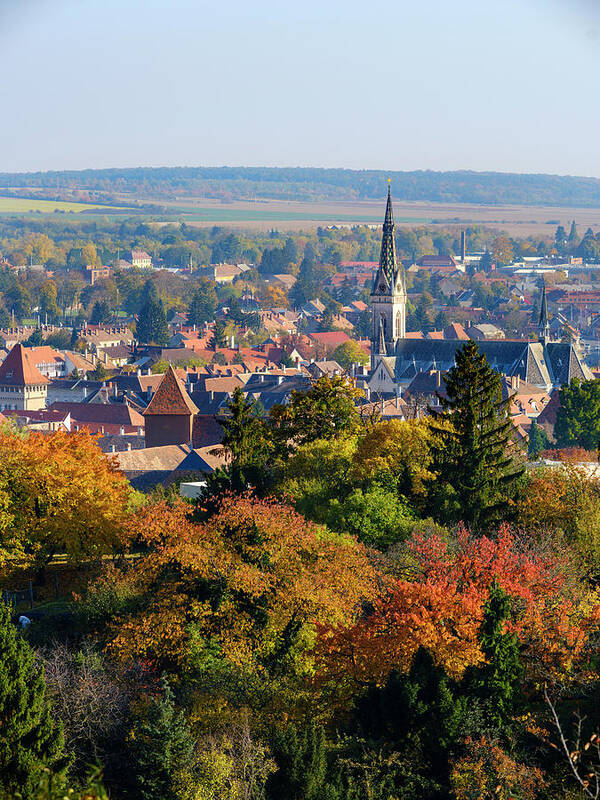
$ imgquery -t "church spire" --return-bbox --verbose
[378,180,398,285]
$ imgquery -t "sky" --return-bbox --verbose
[0,0,599,176]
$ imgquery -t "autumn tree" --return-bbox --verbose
[428,341,524,530]
[316,526,600,691]
[0,602,65,799]
[0,428,130,570]
[104,496,377,714]
[491,236,514,266]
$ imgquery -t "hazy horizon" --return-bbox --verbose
[1,0,599,177]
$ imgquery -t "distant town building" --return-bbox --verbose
[85,264,111,285]
[143,365,199,448]
[131,250,152,269]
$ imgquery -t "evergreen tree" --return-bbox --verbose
[528,418,548,459]
[428,340,524,531]
[209,319,227,350]
[554,377,600,451]
[130,679,196,800]
[187,281,217,327]
[0,602,65,799]
[137,282,168,345]
[555,224,567,245]
[0,304,10,329]
[266,722,330,800]
[463,582,522,731]
[24,328,44,347]
[69,325,80,348]
[568,219,579,247]
[89,299,111,325]
[349,648,466,797]
[479,248,493,273]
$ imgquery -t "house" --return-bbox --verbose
[143,365,199,448]
[210,263,251,283]
[85,264,111,285]
[47,400,145,435]
[131,250,152,269]
[0,344,49,411]
[114,443,224,490]
[468,323,506,340]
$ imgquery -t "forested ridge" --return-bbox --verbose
[4,166,600,206]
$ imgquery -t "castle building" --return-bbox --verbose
[369,190,592,395]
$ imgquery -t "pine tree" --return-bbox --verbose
[428,340,524,531]
[205,387,272,497]
[130,678,196,800]
[479,248,493,273]
[137,282,168,345]
[568,219,579,247]
[0,602,65,799]
[528,418,548,459]
[463,582,522,730]
[187,282,216,327]
[89,299,111,325]
[266,722,330,800]
[209,319,227,350]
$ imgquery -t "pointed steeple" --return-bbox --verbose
[378,180,398,285]
[539,281,550,344]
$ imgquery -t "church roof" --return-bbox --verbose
[143,365,199,416]
[0,343,49,386]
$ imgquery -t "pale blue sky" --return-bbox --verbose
[0,0,599,175]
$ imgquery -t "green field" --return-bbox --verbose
[0,196,126,214]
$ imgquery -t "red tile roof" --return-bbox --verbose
[0,344,49,386]
[307,331,351,347]
[144,365,199,416]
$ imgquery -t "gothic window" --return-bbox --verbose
[396,310,403,337]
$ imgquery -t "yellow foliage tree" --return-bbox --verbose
[0,428,131,569]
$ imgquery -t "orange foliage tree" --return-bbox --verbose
[0,428,131,568]
[316,525,600,689]
[106,495,378,683]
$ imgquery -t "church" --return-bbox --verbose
[369,186,592,395]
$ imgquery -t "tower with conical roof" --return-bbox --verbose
[370,182,406,358]
[0,344,49,412]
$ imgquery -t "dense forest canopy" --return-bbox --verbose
[3,166,600,206]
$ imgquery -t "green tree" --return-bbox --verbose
[528,418,548,459]
[463,583,522,731]
[478,248,493,273]
[555,225,567,246]
[209,319,228,350]
[568,220,579,248]
[187,280,217,327]
[332,341,369,371]
[326,485,415,549]
[90,361,108,381]
[24,328,44,347]
[554,378,600,451]
[348,648,467,797]
[207,387,273,496]
[0,603,65,799]
[270,375,361,452]
[266,722,330,800]
[130,679,196,800]
[89,299,111,325]
[137,282,169,346]
[428,340,524,531]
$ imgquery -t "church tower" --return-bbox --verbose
[370,182,406,357]
[539,281,550,346]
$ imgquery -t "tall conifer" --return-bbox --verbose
[428,340,523,531]
[0,603,64,799]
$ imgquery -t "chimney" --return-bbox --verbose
[209,390,214,400]
[395,395,400,409]
[366,387,371,401]
[460,230,466,263]
[436,371,442,388]
[83,386,87,398]
[113,383,118,398]
[126,442,131,451]
[146,368,151,376]
[119,426,125,435]
[100,426,104,434]
[138,426,143,436]
[110,444,116,453]
[277,375,284,385]
[137,368,141,377]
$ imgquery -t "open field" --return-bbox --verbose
[0,196,126,214]
[145,196,600,235]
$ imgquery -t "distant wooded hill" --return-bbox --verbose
[2,166,600,207]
